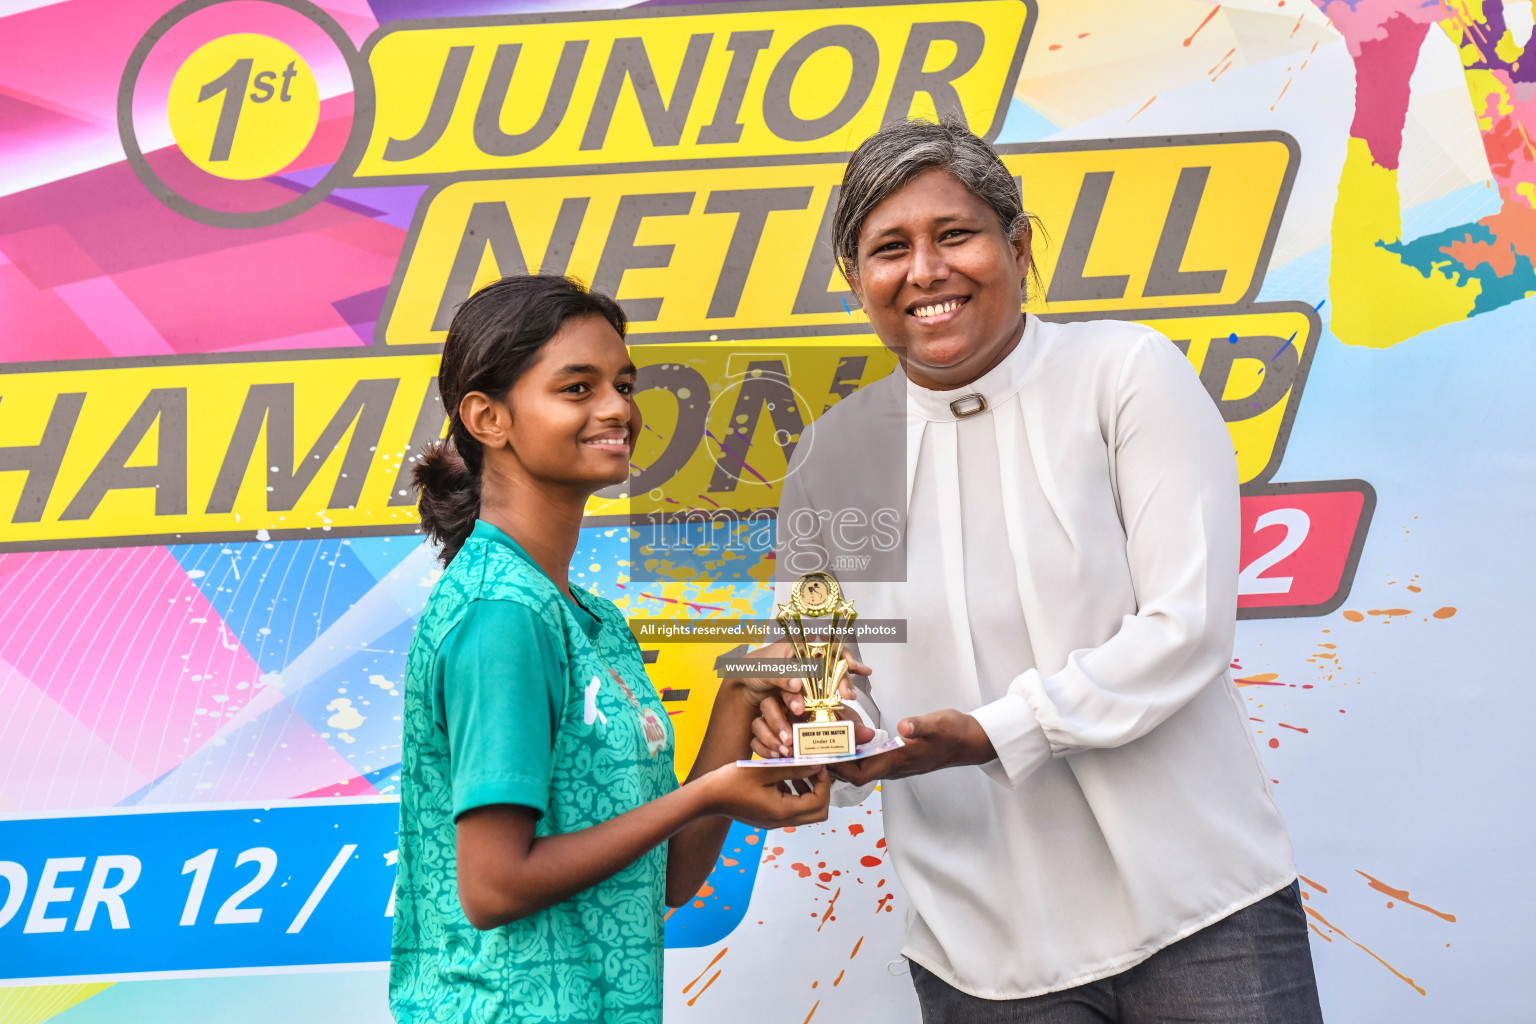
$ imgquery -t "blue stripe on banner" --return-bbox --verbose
[663,819,765,949]
[0,800,398,983]
[2,799,770,981]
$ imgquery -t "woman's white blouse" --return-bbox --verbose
[776,315,1297,999]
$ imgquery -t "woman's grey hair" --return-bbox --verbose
[832,117,1044,296]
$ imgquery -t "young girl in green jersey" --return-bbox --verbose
[389,275,832,1024]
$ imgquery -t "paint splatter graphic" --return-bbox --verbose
[1297,869,1457,997]
[1313,0,1536,348]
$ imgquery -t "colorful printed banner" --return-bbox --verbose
[2,0,1530,1020]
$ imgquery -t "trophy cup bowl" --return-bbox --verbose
[775,572,858,758]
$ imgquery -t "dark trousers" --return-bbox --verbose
[910,882,1324,1024]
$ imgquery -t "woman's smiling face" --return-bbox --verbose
[848,167,1031,391]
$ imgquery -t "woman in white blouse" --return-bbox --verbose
[751,119,1324,1023]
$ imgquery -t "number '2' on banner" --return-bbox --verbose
[1237,480,1375,619]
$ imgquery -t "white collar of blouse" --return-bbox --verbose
[901,313,1044,422]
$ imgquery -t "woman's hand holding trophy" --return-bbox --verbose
[741,572,997,780]
[732,572,876,761]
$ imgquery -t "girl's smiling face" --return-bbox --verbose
[848,167,1031,391]
[463,313,641,494]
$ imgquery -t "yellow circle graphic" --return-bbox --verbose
[167,33,320,180]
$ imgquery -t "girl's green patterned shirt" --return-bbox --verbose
[390,520,677,1024]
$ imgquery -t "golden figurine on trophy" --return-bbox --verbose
[776,571,858,758]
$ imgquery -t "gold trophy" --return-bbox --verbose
[776,571,858,758]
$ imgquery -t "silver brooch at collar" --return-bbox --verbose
[949,393,987,418]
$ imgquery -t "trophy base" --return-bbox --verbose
[793,719,855,758]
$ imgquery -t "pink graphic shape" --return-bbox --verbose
[295,774,381,799]
[53,274,176,357]
[0,547,264,797]
[0,221,106,290]
[139,695,378,805]
[1347,14,1432,171]
[0,153,405,356]
[0,261,108,362]
[107,217,400,352]
[0,654,153,810]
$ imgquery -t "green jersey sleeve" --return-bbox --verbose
[433,598,565,820]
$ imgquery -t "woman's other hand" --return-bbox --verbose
[828,710,996,786]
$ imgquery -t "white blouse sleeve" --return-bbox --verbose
[974,332,1241,786]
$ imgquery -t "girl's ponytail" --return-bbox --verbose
[413,437,481,565]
